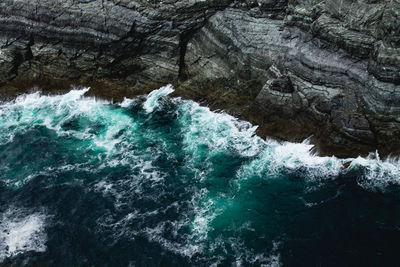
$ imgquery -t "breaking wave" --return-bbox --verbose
[1,85,400,265]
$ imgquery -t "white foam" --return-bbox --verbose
[143,84,174,113]
[3,85,400,190]
[0,87,139,155]
[178,100,263,175]
[0,87,94,140]
[263,138,344,180]
[169,87,400,190]
[0,208,47,259]
[191,194,217,242]
[3,85,400,265]
[177,98,344,184]
[120,97,135,108]
[347,152,400,189]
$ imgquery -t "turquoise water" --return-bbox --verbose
[1,85,400,266]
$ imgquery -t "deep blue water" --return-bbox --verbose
[1,85,400,266]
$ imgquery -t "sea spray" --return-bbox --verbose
[0,86,400,265]
[143,84,175,113]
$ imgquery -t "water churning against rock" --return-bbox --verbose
[1,85,400,266]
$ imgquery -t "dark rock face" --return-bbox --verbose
[0,0,399,157]
[0,0,232,85]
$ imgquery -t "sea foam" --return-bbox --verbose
[1,85,400,264]
[0,208,47,260]
[143,84,174,113]
[1,85,399,190]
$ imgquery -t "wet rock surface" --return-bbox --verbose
[0,0,399,157]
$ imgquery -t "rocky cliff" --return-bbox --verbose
[0,0,399,157]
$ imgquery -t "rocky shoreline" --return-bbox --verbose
[0,0,399,158]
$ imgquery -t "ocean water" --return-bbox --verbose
[1,85,400,266]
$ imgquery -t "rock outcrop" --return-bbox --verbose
[0,0,399,157]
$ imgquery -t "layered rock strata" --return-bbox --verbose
[0,0,399,157]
